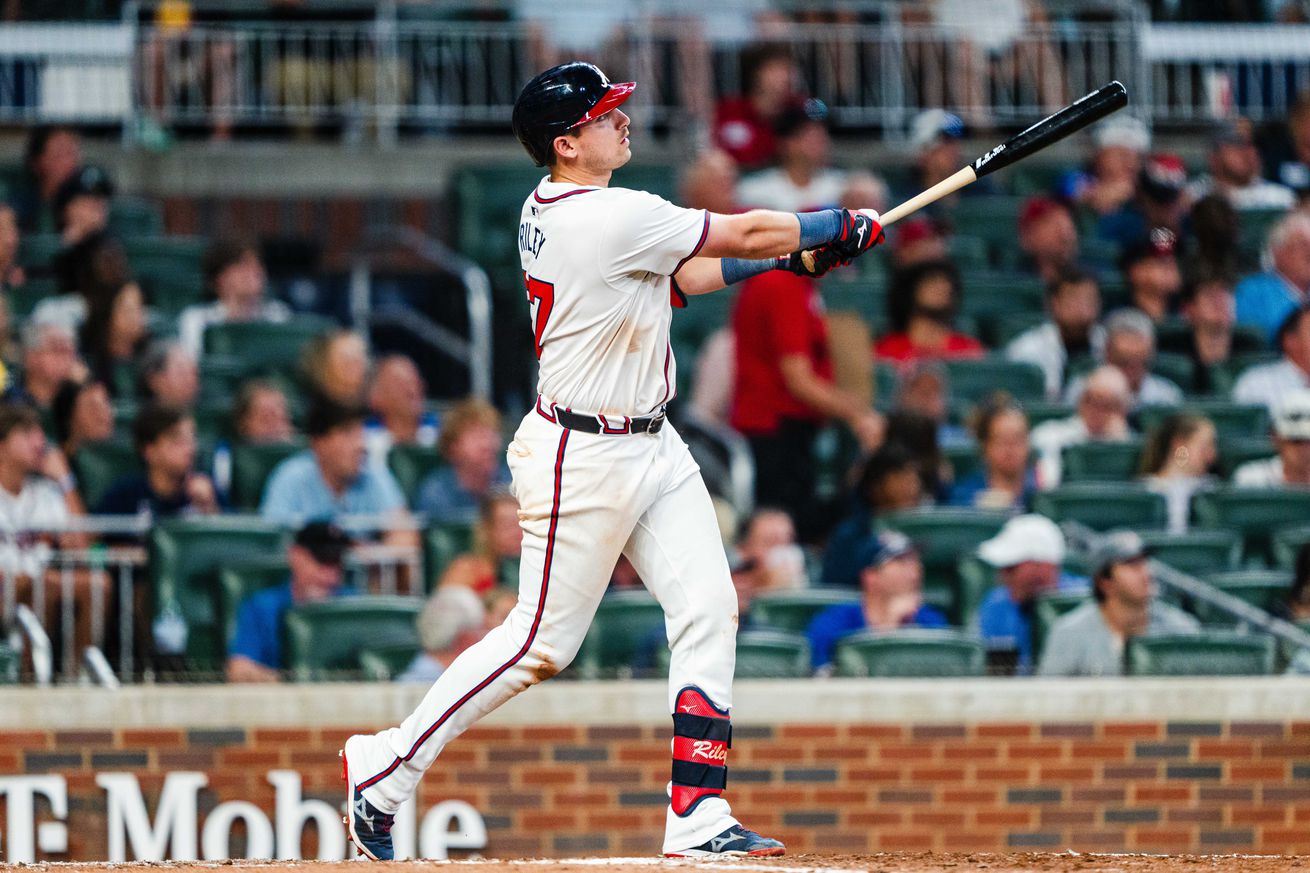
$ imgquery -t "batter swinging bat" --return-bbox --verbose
[804,80,1129,271]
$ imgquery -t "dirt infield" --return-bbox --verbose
[4,854,1309,873]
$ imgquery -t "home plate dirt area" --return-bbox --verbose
[5,854,1310,873]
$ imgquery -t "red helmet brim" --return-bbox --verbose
[569,82,636,129]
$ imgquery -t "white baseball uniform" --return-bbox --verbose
[348,176,743,853]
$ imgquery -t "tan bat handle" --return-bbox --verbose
[800,165,977,272]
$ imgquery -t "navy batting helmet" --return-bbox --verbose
[512,62,635,167]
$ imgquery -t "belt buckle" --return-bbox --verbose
[648,408,666,434]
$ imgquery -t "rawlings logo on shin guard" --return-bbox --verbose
[670,686,731,816]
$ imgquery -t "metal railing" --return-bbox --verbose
[4,7,1310,138]
[0,514,424,685]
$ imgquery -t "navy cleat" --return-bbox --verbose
[340,739,395,861]
[664,824,786,858]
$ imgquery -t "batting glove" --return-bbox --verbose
[829,208,885,261]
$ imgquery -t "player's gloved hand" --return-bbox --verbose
[776,245,845,278]
[829,208,885,261]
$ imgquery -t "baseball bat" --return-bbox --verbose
[804,80,1129,271]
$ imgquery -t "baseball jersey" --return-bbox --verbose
[519,177,709,417]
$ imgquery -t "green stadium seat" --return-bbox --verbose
[150,519,291,672]
[1033,483,1168,531]
[1193,570,1290,625]
[73,440,142,509]
[109,196,165,237]
[20,233,61,271]
[1237,207,1289,259]
[8,277,58,319]
[1137,402,1271,441]
[1080,237,1122,270]
[947,234,989,268]
[1218,436,1276,478]
[1061,438,1145,482]
[733,630,811,678]
[833,629,986,677]
[1139,529,1241,577]
[229,440,306,511]
[0,641,17,684]
[749,588,861,633]
[198,355,251,403]
[284,596,422,681]
[957,277,1046,329]
[941,441,983,482]
[359,644,422,681]
[124,236,207,315]
[1126,632,1275,676]
[989,312,1046,348]
[944,197,1028,252]
[881,508,1009,622]
[422,522,474,588]
[1032,590,1092,660]
[1193,488,1310,565]
[1149,353,1195,393]
[389,444,446,506]
[202,317,333,377]
[216,558,291,654]
[942,357,1046,404]
[955,555,1000,628]
[574,590,666,678]
[1024,401,1075,428]
[1272,524,1310,570]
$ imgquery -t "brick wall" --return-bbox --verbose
[4,718,1310,860]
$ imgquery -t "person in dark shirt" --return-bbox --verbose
[94,404,220,519]
[51,165,129,296]
[807,530,948,672]
[13,125,82,234]
[821,442,928,589]
[226,521,354,682]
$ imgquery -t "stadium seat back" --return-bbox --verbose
[390,444,446,506]
[284,596,422,681]
[1193,489,1310,564]
[941,357,1046,404]
[0,641,17,684]
[1273,524,1310,570]
[217,558,292,655]
[1193,570,1291,625]
[833,629,986,677]
[150,519,291,671]
[882,508,1009,622]
[1033,483,1168,531]
[574,590,667,678]
[1139,529,1242,576]
[73,440,143,509]
[422,522,475,588]
[1061,439,1144,482]
[1138,403,1270,441]
[359,643,423,681]
[749,588,862,633]
[230,440,307,510]
[1217,436,1276,478]
[734,630,812,679]
[1126,632,1275,676]
[202,317,333,375]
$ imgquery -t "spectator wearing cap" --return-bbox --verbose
[821,443,929,590]
[1037,531,1198,677]
[712,44,800,170]
[139,340,199,409]
[1234,212,1310,344]
[947,396,1038,511]
[1017,197,1079,286]
[225,521,355,683]
[875,260,984,365]
[973,515,1088,675]
[365,354,438,468]
[1006,267,1106,400]
[95,404,220,519]
[396,584,488,684]
[1140,413,1219,533]
[902,109,994,206]
[1259,91,1310,199]
[415,398,510,525]
[14,125,82,233]
[806,530,948,672]
[737,99,848,212]
[50,165,129,299]
[1232,306,1310,412]
[1098,153,1189,250]
[1058,116,1149,218]
[1121,228,1183,323]
[730,252,885,536]
[1233,390,1310,487]
[1064,309,1183,410]
[1187,119,1295,211]
[1031,365,1134,487]
[177,238,291,360]
[260,398,412,546]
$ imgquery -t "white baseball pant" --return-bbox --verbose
[347,406,740,853]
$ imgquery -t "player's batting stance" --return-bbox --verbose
[340,62,883,859]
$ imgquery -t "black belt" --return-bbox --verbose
[537,398,666,435]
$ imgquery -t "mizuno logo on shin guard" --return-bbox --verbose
[670,686,731,816]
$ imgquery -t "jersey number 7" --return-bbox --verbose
[524,274,555,360]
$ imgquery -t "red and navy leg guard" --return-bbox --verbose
[671,685,731,817]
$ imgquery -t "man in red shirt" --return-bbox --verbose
[731,269,883,538]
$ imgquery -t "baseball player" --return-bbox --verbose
[340,62,883,860]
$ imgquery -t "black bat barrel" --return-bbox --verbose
[971,81,1129,179]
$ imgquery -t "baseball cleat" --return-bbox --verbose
[340,739,395,861]
[663,824,786,858]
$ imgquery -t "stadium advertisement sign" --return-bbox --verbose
[0,770,487,863]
